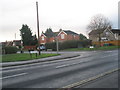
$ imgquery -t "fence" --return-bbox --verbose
[92,40,120,46]
[23,46,37,50]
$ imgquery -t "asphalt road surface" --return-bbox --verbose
[1,49,119,88]
[77,71,119,88]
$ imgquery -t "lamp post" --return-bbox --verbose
[36,1,41,55]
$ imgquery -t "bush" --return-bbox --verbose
[4,46,18,54]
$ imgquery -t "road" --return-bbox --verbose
[1,49,119,88]
[78,71,119,88]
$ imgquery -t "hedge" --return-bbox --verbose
[45,40,92,51]
[45,42,56,51]
[4,46,18,54]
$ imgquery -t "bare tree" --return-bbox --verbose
[87,14,112,46]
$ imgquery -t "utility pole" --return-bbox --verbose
[56,37,59,54]
[36,1,41,55]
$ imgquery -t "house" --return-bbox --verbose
[13,40,21,47]
[57,29,79,42]
[1,41,13,47]
[88,27,120,46]
[111,29,120,40]
[89,27,120,42]
[40,29,79,44]
[40,32,57,44]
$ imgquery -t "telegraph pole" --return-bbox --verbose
[56,37,59,54]
[36,1,41,55]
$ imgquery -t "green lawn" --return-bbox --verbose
[2,53,59,62]
[63,46,120,51]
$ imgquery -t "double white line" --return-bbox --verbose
[58,68,119,89]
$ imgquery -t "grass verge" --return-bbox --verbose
[63,46,120,51]
[2,53,59,62]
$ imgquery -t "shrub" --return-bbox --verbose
[4,46,18,54]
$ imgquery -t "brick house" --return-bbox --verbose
[57,29,79,42]
[40,33,48,44]
[40,29,79,44]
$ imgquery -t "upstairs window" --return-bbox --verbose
[61,34,65,39]
[105,32,109,35]
[41,36,44,40]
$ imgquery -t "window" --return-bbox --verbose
[41,36,44,40]
[61,34,65,39]
[106,32,109,35]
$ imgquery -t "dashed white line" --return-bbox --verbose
[56,64,70,68]
[56,62,80,68]
[0,73,27,80]
[101,54,118,59]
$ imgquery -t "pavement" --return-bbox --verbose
[1,53,80,67]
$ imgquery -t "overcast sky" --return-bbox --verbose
[0,0,119,42]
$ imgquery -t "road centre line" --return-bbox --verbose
[56,62,80,69]
[101,54,118,59]
[55,64,70,68]
[0,73,27,80]
[55,54,118,69]
[55,54,112,69]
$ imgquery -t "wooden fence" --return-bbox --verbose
[23,46,37,50]
[92,40,120,46]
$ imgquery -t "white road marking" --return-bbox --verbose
[2,53,117,72]
[2,55,81,70]
[61,68,119,88]
[0,73,27,80]
[1,68,29,73]
[56,62,81,68]
[56,64,70,68]
[56,54,118,69]
[101,54,118,59]
[1,56,81,73]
